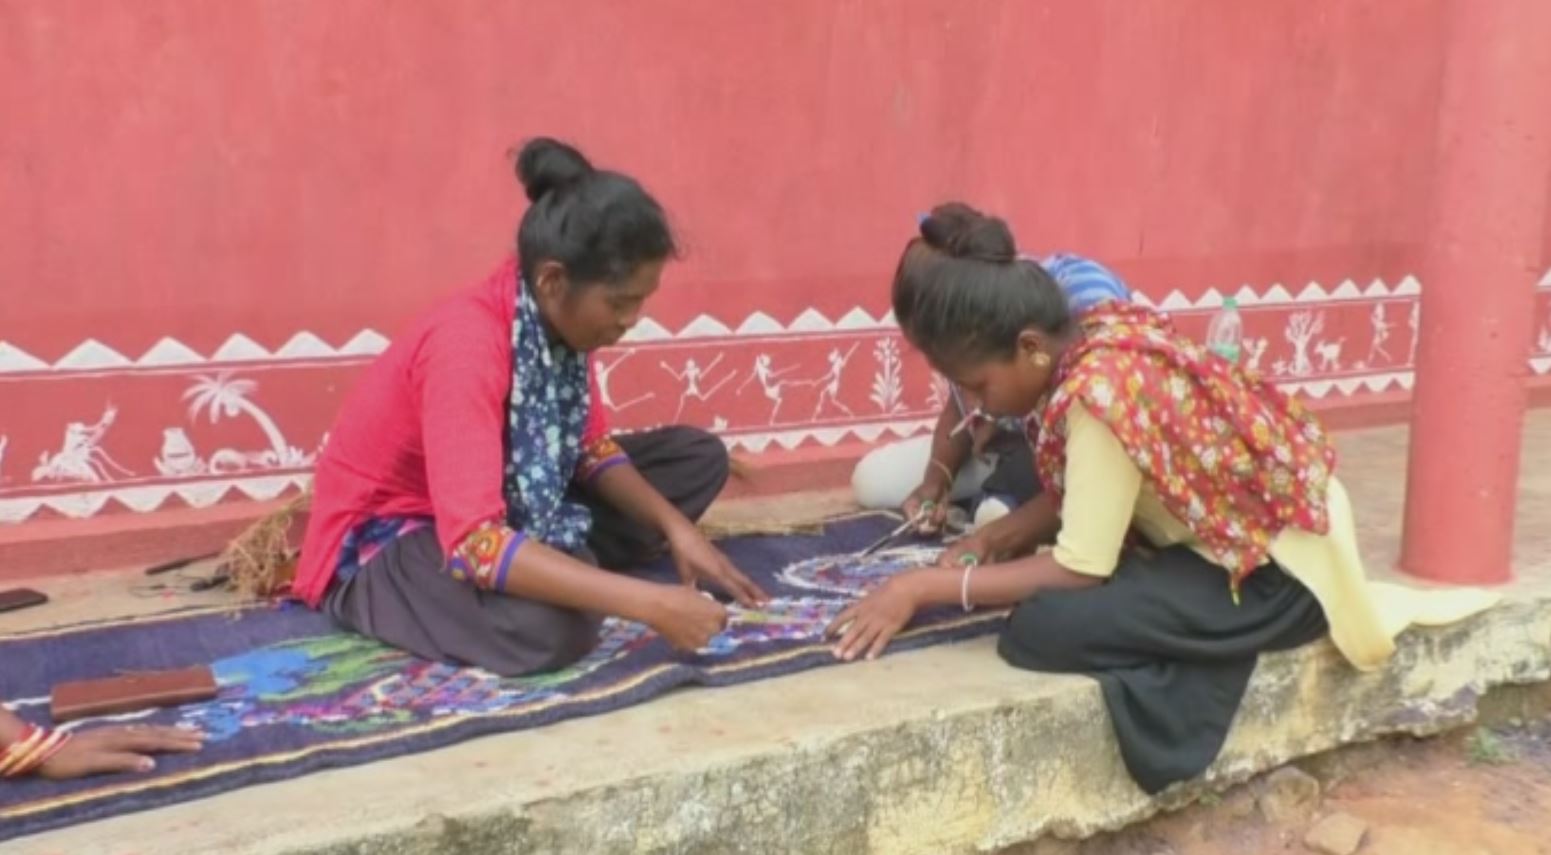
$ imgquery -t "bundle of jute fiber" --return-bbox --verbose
[219,487,309,599]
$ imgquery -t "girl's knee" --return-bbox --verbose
[679,427,730,494]
[997,593,1088,672]
[482,600,601,676]
[973,496,1013,528]
[528,612,601,673]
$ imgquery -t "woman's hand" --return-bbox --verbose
[587,462,768,608]
[825,573,925,661]
[37,724,204,779]
[667,524,769,607]
[643,584,730,652]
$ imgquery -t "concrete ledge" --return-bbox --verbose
[18,592,1549,855]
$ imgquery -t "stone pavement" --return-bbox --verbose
[5,411,1550,855]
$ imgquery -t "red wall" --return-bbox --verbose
[2,0,1549,523]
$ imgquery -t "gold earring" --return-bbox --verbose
[1032,352,1052,368]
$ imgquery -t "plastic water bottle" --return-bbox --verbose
[1206,297,1243,364]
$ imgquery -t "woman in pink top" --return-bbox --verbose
[296,138,765,676]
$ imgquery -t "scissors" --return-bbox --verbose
[858,503,936,558]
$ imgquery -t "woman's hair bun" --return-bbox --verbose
[514,137,595,203]
[919,202,1017,263]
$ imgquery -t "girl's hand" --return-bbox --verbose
[902,480,950,535]
[936,530,991,569]
[37,725,204,779]
[667,525,769,607]
[825,574,923,661]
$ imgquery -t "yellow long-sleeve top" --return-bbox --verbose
[1050,403,1499,670]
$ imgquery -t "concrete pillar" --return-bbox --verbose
[1401,0,1551,583]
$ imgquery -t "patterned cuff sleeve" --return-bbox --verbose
[575,435,629,485]
[447,522,526,592]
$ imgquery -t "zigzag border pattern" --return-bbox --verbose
[615,276,1432,339]
[0,474,309,524]
[0,331,393,376]
[722,420,929,454]
[1279,371,1416,399]
[1130,275,1422,312]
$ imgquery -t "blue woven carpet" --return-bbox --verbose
[0,513,1003,842]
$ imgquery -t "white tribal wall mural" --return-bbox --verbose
[2,273,1549,523]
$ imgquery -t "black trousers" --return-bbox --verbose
[997,545,1328,793]
[322,427,728,677]
[977,430,1041,506]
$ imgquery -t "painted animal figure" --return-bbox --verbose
[1315,338,1345,372]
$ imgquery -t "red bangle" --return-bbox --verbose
[0,723,72,777]
[33,729,72,771]
[0,723,39,776]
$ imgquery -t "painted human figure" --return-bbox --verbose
[737,353,800,424]
[812,344,859,419]
[661,353,733,421]
[1366,303,1393,365]
[595,349,654,412]
[1408,301,1421,365]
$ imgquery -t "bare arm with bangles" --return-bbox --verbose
[828,403,1135,661]
[825,551,1100,661]
[0,705,203,780]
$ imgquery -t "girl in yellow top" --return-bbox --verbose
[828,203,1496,793]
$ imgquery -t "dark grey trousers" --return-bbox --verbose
[997,545,1328,794]
[322,427,728,677]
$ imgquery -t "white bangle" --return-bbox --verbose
[959,561,978,612]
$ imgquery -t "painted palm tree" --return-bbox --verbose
[184,371,311,469]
